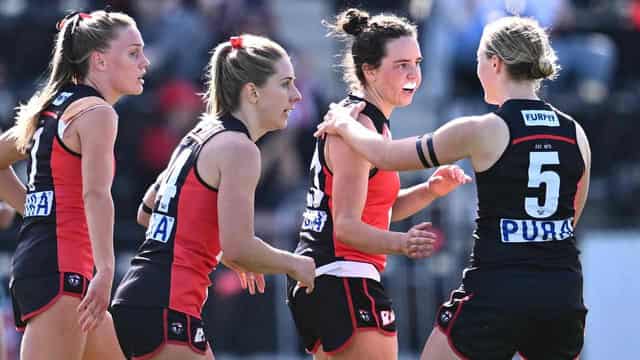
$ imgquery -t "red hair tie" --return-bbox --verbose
[229,36,243,49]
[56,12,92,31]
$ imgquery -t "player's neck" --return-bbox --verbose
[361,88,393,119]
[497,80,539,106]
[231,107,267,143]
[81,76,120,105]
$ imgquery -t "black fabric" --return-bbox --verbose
[110,305,208,359]
[10,272,88,330]
[436,287,586,360]
[287,275,396,354]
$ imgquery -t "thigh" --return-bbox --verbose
[150,344,214,360]
[21,295,87,360]
[82,311,126,360]
[420,327,462,360]
[314,331,397,360]
[518,309,586,360]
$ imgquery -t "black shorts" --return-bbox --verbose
[436,287,587,360]
[287,275,396,354]
[10,272,89,331]
[110,305,208,359]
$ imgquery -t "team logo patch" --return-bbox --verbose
[521,110,559,127]
[439,310,453,325]
[358,309,372,323]
[170,322,184,336]
[66,274,82,288]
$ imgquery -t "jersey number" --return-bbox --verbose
[525,151,560,218]
[156,148,192,213]
[27,127,45,191]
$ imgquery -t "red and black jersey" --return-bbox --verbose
[471,99,584,271]
[113,114,249,318]
[293,95,401,273]
[13,84,106,280]
[464,99,586,309]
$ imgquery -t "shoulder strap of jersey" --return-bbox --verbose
[346,95,389,135]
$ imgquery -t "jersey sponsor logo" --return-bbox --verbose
[521,110,559,127]
[146,213,175,243]
[193,327,206,343]
[439,310,453,326]
[301,209,328,233]
[52,91,73,106]
[500,218,574,243]
[24,190,54,217]
[380,310,395,326]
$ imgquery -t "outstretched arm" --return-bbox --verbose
[316,103,481,171]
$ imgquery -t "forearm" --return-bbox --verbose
[225,236,297,275]
[0,167,26,215]
[335,218,403,255]
[391,184,439,221]
[84,191,115,276]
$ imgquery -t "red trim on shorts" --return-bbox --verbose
[19,273,84,327]
[362,279,381,328]
[518,352,528,360]
[512,134,576,145]
[434,293,473,360]
[342,278,358,330]
[307,339,322,354]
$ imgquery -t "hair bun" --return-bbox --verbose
[531,58,554,79]
[341,8,369,36]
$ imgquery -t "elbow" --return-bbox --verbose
[83,189,112,204]
[136,208,150,227]
[333,217,356,245]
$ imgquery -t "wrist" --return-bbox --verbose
[423,182,439,201]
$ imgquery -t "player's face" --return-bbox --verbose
[476,42,499,105]
[256,56,302,130]
[104,25,149,96]
[367,36,422,110]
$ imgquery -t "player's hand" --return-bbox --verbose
[224,258,266,295]
[314,101,365,138]
[290,255,316,294]
[400,222,437,259]
[426,165,472,197]
[77,270,113,332]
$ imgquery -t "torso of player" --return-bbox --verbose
[295,96,400,276]
[471,99,585,272]
[131,116,251,317]
[14,84,110,280]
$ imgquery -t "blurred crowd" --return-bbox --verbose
[0,0,637,357]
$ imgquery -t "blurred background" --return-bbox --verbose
[0,0,638,359]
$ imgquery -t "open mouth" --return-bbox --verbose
[402,82,417,93]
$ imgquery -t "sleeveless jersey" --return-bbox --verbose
[294,95,401,273]
[465,99,585,308]
[13,84,107,280]
[113,114,250,318]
